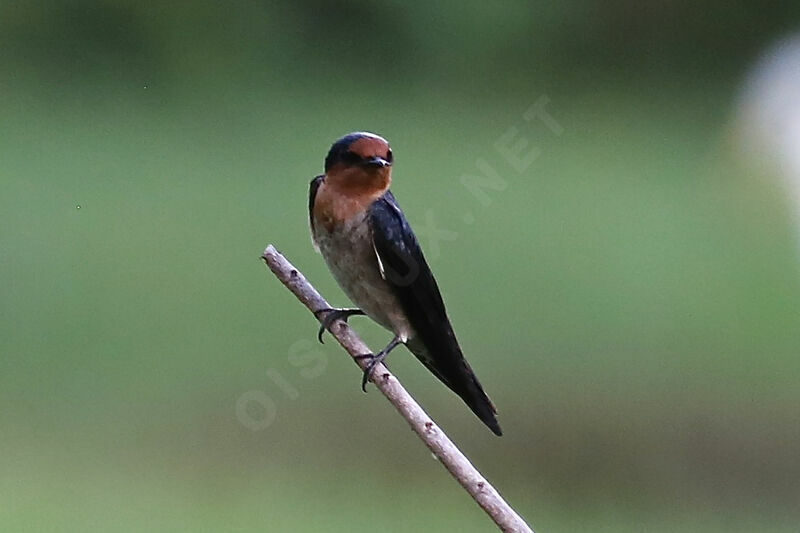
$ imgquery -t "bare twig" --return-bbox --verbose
[261,245,534,533]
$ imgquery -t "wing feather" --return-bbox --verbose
[308,175,324,252]
[368,191,501,435]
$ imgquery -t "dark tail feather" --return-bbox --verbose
[407,339,502,436]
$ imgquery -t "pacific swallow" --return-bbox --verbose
[308,132,502,436]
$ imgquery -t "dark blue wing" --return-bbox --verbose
[308,175,324,235]
[368,191,501,435]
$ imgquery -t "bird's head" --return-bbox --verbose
[324,132,393,195]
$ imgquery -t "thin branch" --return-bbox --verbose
[261,245,534,533]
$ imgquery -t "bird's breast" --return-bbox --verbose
[313,210,413,341]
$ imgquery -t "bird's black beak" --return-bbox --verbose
[363,156,391,168]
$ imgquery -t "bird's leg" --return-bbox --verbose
[355,336,403,392]
[313,307,366,343]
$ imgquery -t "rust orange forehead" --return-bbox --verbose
[348,136,390,158]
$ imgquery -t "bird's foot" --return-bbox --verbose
[313,307,365,343]
[354,336,403,392]
[353,353,387,392]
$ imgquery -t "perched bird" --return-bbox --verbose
[309,131,502,436]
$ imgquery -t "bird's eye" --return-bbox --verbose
[385,149,393,162]
[343,151,361,164]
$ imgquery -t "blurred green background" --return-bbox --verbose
[2,2,800,531]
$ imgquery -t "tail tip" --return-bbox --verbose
[485,416,503,437]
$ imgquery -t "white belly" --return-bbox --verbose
[314,213,413,341]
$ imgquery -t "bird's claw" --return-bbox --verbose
[354,335,402,391]
[354,352,387,392]
[314,307,365,343]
